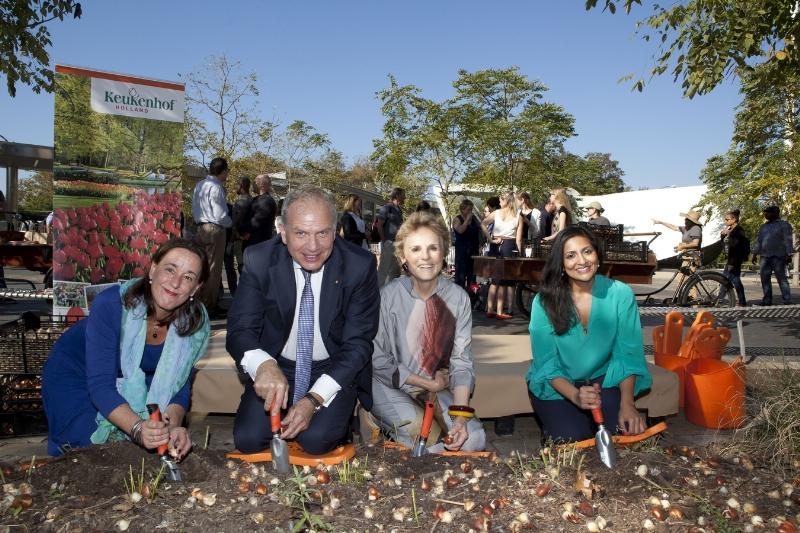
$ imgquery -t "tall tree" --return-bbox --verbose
[0,0,82,97]
[586,0,800,99]
[182,54,275,168]
[275,120,331,190]
[373,75,480,222]
[453,67,575,191]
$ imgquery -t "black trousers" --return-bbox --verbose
[529,375,622,443]
[233,357,357,455]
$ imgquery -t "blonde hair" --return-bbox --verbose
[498,191,517,219]
[394,211,451,267]
[343,193,361,213]
[552,189,571,212]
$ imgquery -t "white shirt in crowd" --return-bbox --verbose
[191,175,232,227]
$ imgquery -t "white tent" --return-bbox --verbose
[577,186,723,261]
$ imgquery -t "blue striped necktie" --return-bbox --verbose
[293,269,314,404]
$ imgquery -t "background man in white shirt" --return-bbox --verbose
[192,157,232,317]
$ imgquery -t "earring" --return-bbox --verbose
[401,263,409,272]
[190,294,194,302]
[149,278,153,284]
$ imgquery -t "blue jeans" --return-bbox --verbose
[722,263,747,305]
[759,256,791,305]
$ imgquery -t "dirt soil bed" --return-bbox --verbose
[0,440,798,532]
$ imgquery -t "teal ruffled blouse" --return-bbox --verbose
[526,275,652,400]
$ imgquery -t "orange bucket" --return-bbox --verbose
[663,311,684,356]
[684,357,745,429]
[654,353,691,407]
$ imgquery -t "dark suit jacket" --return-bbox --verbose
[244,193,277,245]
[226,236,380,408]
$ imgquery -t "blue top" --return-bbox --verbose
[44,286,190,417]
[526,275,652,401]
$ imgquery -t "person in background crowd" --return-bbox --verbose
[340,193,368,248]
[515,192,541,252]
[371,212,486,452]
[652,209,703,255]
[482,196,501,256]
[244,174,278,249]
[275,198,285,236]
[527,226,652,442]
[719,209,749,306]
[585,201,610,226]
[452,199,481,290]
[539,194,556,240]
[543,189,573,241]
[223,202,238,295]
[232,177,253,275]
[481,192,524,320]
[753,205,793,306]
[416,200,432,213]
[191,157,232,318]
[227,185,380,454]
[42,239,210,456]
[377,188,406,286]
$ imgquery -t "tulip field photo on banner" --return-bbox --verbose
[51,65,186,317]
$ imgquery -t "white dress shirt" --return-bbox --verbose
[192,175,232,228]
[240,263,341,406]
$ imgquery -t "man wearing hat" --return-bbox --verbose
[586,201,610,226]
[652,209,703,254]
[752,205,793,305]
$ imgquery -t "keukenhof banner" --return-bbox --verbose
[52,65,185,318]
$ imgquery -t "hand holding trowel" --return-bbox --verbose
[146,404,182,481]
[270,400,291,474]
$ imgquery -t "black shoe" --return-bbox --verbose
[494,416,515,436]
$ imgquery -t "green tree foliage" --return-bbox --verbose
[276,120,331,190]
[699,63,800,232]
[586,0,800,99]
[453,68,576,191]
[575,152,627,195]
[18,171,53,213]
[0,0,81,97]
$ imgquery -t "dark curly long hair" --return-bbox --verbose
[539,226,603,335]
[122,238,210,336]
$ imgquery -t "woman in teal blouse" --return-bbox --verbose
[526,226,652,442]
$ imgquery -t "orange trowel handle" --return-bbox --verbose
[591,407,604,425]
[420,396,435,439]
[146,404,168,456]
[270,400,281,434]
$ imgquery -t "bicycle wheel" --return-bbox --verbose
[516,283,538,319]
[678,271,736,308]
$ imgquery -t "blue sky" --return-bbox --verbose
[0,0,742,192]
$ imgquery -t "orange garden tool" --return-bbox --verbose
[270,401,291,474]
[412,392,436,457]
[146,404,182,481]
[591,407,617,469]
[571,421,668,450]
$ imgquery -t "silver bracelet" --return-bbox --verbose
[130,419,145,446]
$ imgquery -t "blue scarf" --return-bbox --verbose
[90,278,209,444]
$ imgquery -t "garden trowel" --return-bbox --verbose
[591,407,617,469]
[412,392,436,457]
[270,402,291,474]
[146,404,182,481]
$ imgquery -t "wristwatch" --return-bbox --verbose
[304,393,323,413]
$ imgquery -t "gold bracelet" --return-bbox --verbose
[448,409,474,419]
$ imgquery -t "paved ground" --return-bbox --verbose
[0,266,797,462]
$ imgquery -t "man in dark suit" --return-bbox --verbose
[227,185,380,454]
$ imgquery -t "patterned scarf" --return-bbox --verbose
[90,279,209,444]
